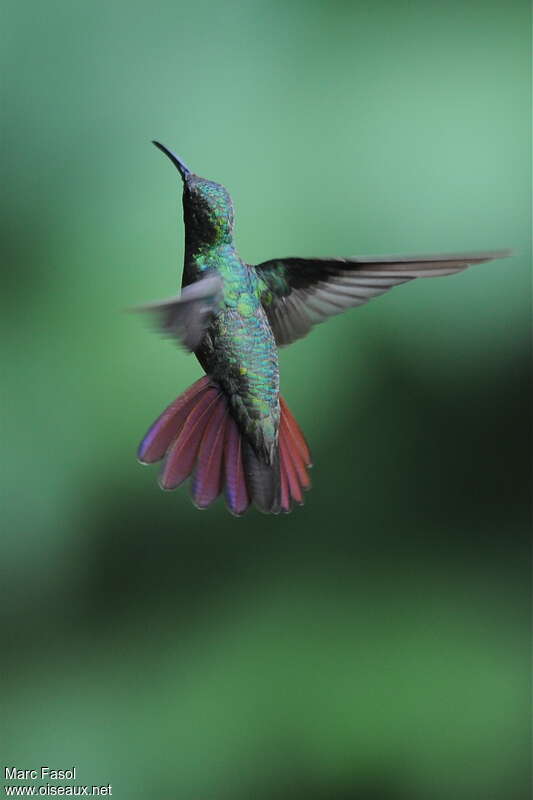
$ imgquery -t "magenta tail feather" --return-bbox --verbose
[160,387,221,490]
[137,376,211,464]
[138,379,312,515]
[224,416,250,515]
[191,398,228,508]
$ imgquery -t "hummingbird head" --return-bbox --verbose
[153,141,234,246]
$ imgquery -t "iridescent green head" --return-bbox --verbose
[153,141,234,246]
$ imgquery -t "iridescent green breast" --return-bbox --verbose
[193,251,280,459]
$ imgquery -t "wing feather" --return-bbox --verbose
[133,273,223,351]
[255,250,511,346]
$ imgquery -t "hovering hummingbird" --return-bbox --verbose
[136,140,509,515]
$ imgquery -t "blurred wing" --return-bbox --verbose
[255,250,511,346]
[134,273,223,351]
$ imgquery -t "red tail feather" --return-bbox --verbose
[160,388,220,490]
[138,379,311,514]
[224,416,250,516]
[279,395,312,511]
[280,413,311,490]
[192,398,228,508]
[280,435,303,506]
[138,376,211,464]
[279,444,291,513]
[279,395,312,467]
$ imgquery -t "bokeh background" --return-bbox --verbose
[2,1,531,798]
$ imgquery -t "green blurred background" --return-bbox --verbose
[2,0,531,797]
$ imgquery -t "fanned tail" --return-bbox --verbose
[138,378,312,515]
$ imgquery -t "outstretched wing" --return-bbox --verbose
[133,273,223,351]
[254,250,511,346]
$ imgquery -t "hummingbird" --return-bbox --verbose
[136,140,510,515]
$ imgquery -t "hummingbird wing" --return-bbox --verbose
[133,273,223,351]
[254,250,511,346]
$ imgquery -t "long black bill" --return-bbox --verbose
[152,140,191,181]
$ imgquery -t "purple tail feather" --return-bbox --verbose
[138,377,312,515]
